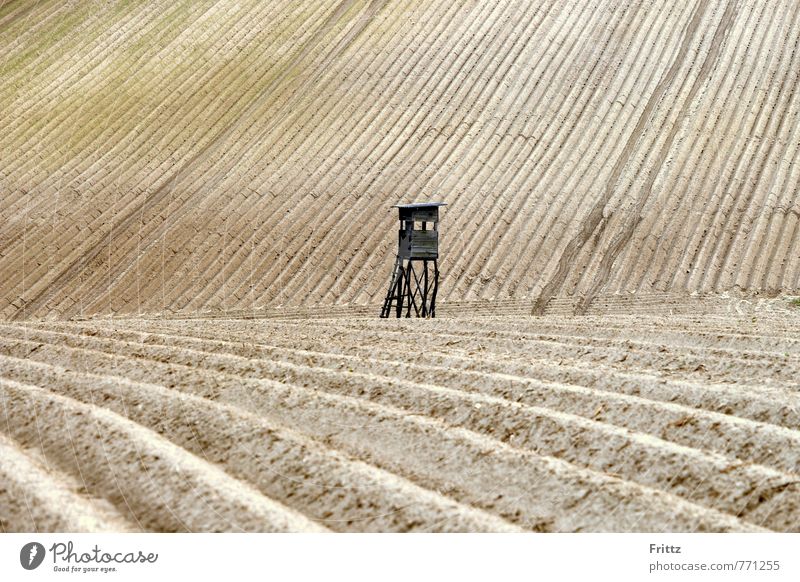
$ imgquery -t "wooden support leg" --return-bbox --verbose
[396,263,405,318]
[422,259,429,317]
[405,261,413,317]
[430,260,439,318]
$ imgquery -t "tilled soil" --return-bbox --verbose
[3,0,799,535]
[2,0,799,320]
[1,311,798,532]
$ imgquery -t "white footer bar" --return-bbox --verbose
[2,533,798,581]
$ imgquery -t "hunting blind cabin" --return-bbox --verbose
[380,202,445,318]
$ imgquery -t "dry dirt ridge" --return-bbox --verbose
[2,311,800,532]
[1,0,800,319]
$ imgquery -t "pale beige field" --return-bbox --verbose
[1,0,800,532]
[2,304,800,532]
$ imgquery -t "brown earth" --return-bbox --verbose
[1,0,799,319]
[1,306,800,532]
[2,0,800,532]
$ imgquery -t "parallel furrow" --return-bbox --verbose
[1,326,796,530]
[0,431,137,532]
[0,347,762,532]
[0,377,327,532]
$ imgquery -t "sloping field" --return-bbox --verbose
[1,311,799,532]
[1,0,799,319]
[2,0,800,534]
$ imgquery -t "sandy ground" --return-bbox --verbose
[1,308,799,532]
[1,0,799,532]
[1,0,799,320]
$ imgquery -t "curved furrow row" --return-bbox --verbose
[528,0,721,311]
[615,0,765,294]
[421,315,800,349]
[686,3,800,294]
[1,0,226,267]
[455,0,683,302]
[0,1,61,45]
[143,316,800,385]
[642,1,786,294]
[44,318,800,431]
[2,0,332,320]
[1,0,252,308]
[710,7,800,292]
[1,0,304,190]
[9,0,290,198]
[669,2,795,293]
[66,0,376,317]
[29,321,800,476]
[346,0,644,306]
[162,0,620,310]
[567,0,740,306]
[313,0,596,305]
[184,0,426,294]
[263,312,800,355]
[399,322,800,362]
[741,48,800,291]
[0,355,525,533]
[1,0,183,162]
[0,346,764,532]
[139,294,799,324]
[1,326,798,530]
[575,0,744,301]
[0,1,136,108]
[109,306,800,340]
[77,316,800,396]
[0,377,326,532]
[0,431,137,532]
[453,315,800,346]
[746,95,800,291]
[60,318,800,430]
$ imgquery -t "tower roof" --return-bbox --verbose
[391,202,447,209]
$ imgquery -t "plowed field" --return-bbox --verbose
[1,0,799,319]
[2,0,800,533]
[1,310,799,532]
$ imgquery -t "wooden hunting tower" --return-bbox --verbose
[380,202,446,318]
